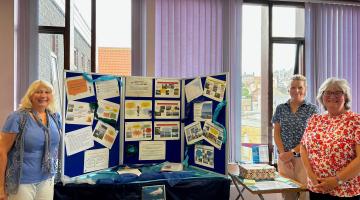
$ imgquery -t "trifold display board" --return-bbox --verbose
[62,71,229,179]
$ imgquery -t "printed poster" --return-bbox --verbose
[65,101,94,125]
[64,126,94,156]
[154,121,180,140]
[65,76,95,101]
[83,148,109,173]
[154,100,180,119]
[184,121,203,145]
[92,121,118,149]
[125,100,152,119]
[97,99,120,121]
[194,144,214,168]
[125,121,153,141]
[125,77,153,97]
[155,79,180,98]
[139,141,166,160]
[203,76,226,102]
[193,101,212,121]
[95,79,120,100]
[185,78,203,102]
[202,121,224,150]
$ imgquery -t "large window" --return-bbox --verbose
[241,2,305,164]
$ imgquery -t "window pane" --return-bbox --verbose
[39,33,64,112]
[272,6,304,37]
[241,5,264,163]
[96,0,132,76]
[39,0,65,27]
[73,0,91,72]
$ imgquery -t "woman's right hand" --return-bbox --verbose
[308,171,319,186]
[0,191,7,200]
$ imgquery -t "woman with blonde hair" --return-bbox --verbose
[0,80,62,200]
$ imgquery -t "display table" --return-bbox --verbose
[229,172,307,200]
[55,165,230,200]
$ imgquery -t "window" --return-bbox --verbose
[241,2,305,164]
[96,0,132,76]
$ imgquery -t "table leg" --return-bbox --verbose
[258,194,265,200]
[230,175,245,200]
[296,192,300,200]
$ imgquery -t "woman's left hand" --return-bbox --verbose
[312,176,338,192]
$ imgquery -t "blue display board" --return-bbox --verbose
[63,71,122,178]
[62,71,228,178]
[183,73,228,175]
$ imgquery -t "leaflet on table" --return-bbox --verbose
[154,100,180,119]
[65,101,94,125]
[184,121,203,145]
[92,121,118,149]
[154,121,180,140]
[83,148,109,173]
[64,126,94,156]
[125,121,153,141]
[125,100,152,119]
[125,77,153,97]
[97,99,120,121]
[203,77,226,102]
[65,76,95,101]
[139,141,166,160]
[95,79,119,100]
[193,101,212,121]
[202,121,224,150]
[155,79,180,98]
[185,78,203,102]
[194,144,214,168]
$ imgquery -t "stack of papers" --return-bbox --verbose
[117,168,142,176]
[161,162,184,172]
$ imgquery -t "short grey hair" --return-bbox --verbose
[316,77,351,110]
[288,74,307,88]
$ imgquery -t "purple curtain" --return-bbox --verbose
[305,3,360,113]
[154,0,243,162]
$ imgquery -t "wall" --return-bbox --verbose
[0,0,15,126]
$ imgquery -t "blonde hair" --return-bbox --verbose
[19,80,57,113]
[288,74,307,88]
[316,77,351,110]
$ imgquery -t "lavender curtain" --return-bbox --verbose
[154,0,242,162]
[305,3,360,113]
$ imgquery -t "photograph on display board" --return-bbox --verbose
[193,101,212,122]
[203,76,226,102]
[125,100,152,119]
[194,144,214,168]
[65,101,94,125]
[64,126,94,156]
[184,121,203,145]
[125,77,153,97]
[202,121,224,150]
[154,100,181,119]
[184,78,203,102]
[83,148,109,173]
[92,121,118,149]
[155,79,180,98]
[154,121,180,140]
[65,76,95,101]
[97,99,120,122]
[125,121,153,141]
[139,141,166,160]
[95,79,120,100]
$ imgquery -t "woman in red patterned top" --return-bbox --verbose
[300,78,360,200]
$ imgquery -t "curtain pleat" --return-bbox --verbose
[305,3,360,112]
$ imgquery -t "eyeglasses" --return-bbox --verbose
[323,91,344,98]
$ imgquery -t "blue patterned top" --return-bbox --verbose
[272,100,318,151]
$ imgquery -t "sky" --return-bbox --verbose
[75,0,132,48]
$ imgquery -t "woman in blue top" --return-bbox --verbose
[0,80,62,200]
[272,74,318,200]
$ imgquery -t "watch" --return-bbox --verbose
[336,175,344,185]
[291,149,297,156]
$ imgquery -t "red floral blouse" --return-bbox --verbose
[301,111,360,197]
